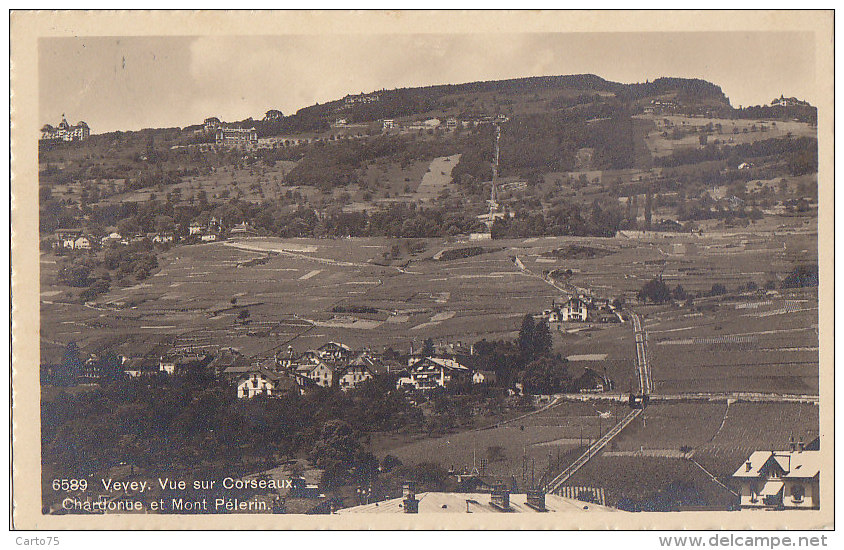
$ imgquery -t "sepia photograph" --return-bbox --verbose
[9,10,834,531]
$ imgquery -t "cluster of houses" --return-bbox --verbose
[52,228,179,251]
[51,217,261,252]
[54,338,518,399]
[48,332,618,400]
[382,114,508,133]
[641,99,681,116]
[226,342,487,399]
[542,296,624,324]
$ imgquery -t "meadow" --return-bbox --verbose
[372,399,617,481]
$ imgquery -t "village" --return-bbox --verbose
[36,67,821,516]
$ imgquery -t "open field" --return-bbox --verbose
[415,154,461,202]
[375,397,816,510]
[42,214,818,391]
[643,288,818,395]
[637,115,816,158]
[41,236,560,361]
[692,401,819,478]
[372,399,619,480]
[564,454,737,510]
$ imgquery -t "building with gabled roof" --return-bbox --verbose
[732,438,820,510]
[294,357,335,388]
[122,356,160,378]
[406,356,471,390]
[561,297,590,322]
[336,361,375,392]
[317,341,354,362]
[472,370,498,385]
[209,347,248,376]
[236,368,298,399]
[229,222,258,237]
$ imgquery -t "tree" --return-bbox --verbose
[638,277,671,304]
[95,350,124,381]
[517,315,535,357]
[781,265,818,288]
[310,420,364,487]
[520,356,570,395]
[531,320,552,357]
[58,263,92,288]
[708,283,727,296]
[381,454,403,472]
[56,342,83,385]
[421,338,435,357]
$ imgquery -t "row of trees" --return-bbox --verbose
[636,265,818,304]
[490,198,626,239]
[655,136,818,173]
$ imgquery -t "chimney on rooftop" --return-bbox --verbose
[490,482,510,511]
[798,438,805,453]
[789,435,796,452]
[402,482,419,514]
[526,488,547,512]
[745,461,753,472]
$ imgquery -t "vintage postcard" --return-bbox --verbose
[10,10,834,531]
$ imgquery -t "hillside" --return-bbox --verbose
[38,72,817,261]
[252,74,732,135]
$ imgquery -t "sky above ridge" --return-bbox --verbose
[39,32,816,134]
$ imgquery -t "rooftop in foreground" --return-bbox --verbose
[336,492,621,514]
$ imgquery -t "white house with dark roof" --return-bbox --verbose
[236,369,297,398]
[55,229,87,250]
[406,356,470,389]
[561,297,590,322]
[472,370,498,385]
[732,439,820,510]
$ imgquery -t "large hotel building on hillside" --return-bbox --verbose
[40,115,90,142]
